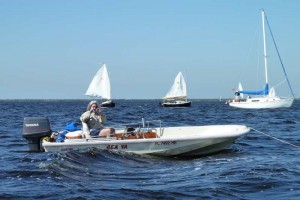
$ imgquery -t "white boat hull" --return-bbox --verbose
[229,97,294,109]
[42,125,250,156]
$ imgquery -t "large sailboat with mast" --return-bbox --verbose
[228,9,294,109]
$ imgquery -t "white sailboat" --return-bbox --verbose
[85,64,115,107]
[228,9,294,109]
[161,72,191,107]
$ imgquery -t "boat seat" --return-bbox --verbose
[66,130,83,139]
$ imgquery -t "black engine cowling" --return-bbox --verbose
[22,117,52,152]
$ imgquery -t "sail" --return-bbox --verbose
[238,82,244,99]
[238,84,269,95]
[164,72,187,99]
[85,64,111,99]
[268,87,276,97]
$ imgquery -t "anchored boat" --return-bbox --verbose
[22,117,250,157]
[228,9,294,109]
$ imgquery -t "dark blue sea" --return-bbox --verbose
[1,99,300,199]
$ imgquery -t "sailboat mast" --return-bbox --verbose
[261,9,268,84]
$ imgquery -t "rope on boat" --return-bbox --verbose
[250,127,300,148]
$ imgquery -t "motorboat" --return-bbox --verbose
[22,117,250,157]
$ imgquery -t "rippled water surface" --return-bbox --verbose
[1,99,300,199]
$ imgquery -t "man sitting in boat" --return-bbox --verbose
[80,100,115,138]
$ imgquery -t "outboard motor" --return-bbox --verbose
[22,117,52,152]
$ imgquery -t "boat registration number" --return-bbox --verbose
[155,141,177,145]
[107,144,128,149]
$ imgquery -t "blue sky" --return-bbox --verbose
[1,0,299,99]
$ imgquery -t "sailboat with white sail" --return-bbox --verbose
[228,9,294,109]
[161,72,191,107]
[85,64,115,107]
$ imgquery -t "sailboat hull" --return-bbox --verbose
[161,101,191,107]
[101,100,115,108]
[229,97,293,109]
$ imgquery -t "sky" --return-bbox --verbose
[1,0,299,99]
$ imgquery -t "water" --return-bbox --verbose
[1,99,300,199]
